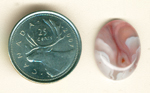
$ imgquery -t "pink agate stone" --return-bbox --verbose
[95,20,140,80]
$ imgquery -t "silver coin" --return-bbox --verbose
[8,11,82,83]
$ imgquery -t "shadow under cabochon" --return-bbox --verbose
[95,20,140,80]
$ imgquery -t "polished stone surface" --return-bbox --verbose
[95,20,140,80]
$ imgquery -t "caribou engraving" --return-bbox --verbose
[25,19,68,77]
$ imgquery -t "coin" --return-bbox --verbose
[8,11,82,83]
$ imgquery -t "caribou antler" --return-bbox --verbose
[25,19,65,55]
[43,19,62,39]
[25,34,38,47]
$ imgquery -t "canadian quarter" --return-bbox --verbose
[8,11,82,83]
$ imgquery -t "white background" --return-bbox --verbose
[0,0,150,93]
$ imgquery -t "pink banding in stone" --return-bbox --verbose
[95,20,140,80]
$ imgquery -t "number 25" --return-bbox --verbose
[38,28,47,36]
